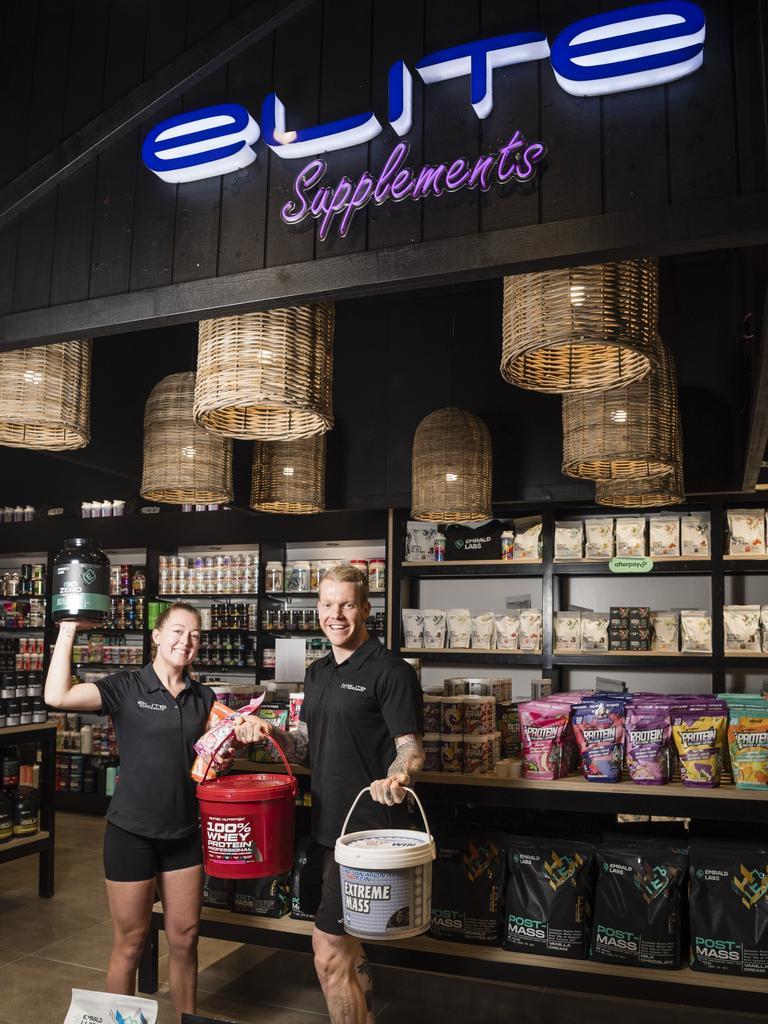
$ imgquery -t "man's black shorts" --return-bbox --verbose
[300,840,345,936]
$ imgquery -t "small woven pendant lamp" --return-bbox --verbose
[501,258,659,394]
[411,408,492,522]
[141,372,233,503]
[562,338,679,481]
[0,339,91,449]
[250,435,325,514]
[595,464,685,508]
[194,304,334,440]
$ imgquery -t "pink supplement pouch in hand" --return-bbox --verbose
[190,695,265,782]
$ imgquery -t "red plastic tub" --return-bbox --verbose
[196,739,297,879]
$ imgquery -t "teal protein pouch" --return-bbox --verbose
[504,836,596,958]
[590,838,688,969]
[689,840,768,977]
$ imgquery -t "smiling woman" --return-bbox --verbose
[43,600,217,1021]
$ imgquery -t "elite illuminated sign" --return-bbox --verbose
[141,1,706,195]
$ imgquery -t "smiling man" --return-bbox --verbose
[235,563,424,1024]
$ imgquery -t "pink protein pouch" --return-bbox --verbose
[519,700,571,780]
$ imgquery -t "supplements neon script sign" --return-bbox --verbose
[142,2,705,228]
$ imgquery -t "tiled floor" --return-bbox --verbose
[0,813,764,1024]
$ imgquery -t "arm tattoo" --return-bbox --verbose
[276,721,310,766]
[387,733,425,780]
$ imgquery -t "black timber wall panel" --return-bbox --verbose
[0,0,765,329]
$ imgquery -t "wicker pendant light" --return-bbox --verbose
[411,408,492,522]
[141,372,233,503]
[501,258,659,393]
[0,339,91,449]
[595,464,685,508]
[194,304,334,440]
[250,435,325,514]
[562,339,679,481]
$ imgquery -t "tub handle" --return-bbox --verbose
[200,729,297,794]
[340,786,431,840]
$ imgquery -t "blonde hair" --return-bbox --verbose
[155,602,202,631]
[320,563,369,602]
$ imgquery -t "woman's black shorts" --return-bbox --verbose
[103,821,203,881]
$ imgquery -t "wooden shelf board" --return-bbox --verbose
[724,650,768,657]
[157,593,260,600]
[0,721,56,737]
[231,760,762,803]
[232,758,310,776]
[553,649,710,658]
[161,904,764,994]
[402,559,542,567]
[554,556,710,564]
[0,830,50,856]
[415,770,765,801]
[723,554,768,560]
[401,648,541,656]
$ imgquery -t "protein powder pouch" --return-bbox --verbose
[234,873,291,917]
[291,836,321,921]
[591,838,688,969]
[202,873,234,910]
[504,836,595,958]
[0,791,12,843]
[689,840,768,978]
[430,830,505,945]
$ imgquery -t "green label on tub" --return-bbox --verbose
[52,592,110,612]
[608,557,654,574]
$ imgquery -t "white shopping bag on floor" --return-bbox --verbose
[64,989,158,1024]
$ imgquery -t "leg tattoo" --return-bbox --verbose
[356,955,373,1013]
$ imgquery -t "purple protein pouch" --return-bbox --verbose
[571,699,626,783]
[625,703,672,784]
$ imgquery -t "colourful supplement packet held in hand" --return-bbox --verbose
[625,703,672,785]
[191,695,265,782]
[519,700,571,780]
[671,702,728,788]
[571,700,625,782]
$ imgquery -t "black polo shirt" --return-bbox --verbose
[300,637,423,847]
[94,664,215,839]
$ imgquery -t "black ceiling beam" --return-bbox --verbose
[742,284,768,490]
[1,191,768,349]
[0,0,317,232]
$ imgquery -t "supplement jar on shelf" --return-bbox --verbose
[52,539,110,624]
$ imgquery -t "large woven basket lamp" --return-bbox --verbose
[250,435,325,514]
[141,372,233,503]
[0,339,91,449]
[561,339,679,481]
[501,258,659,394]
[595,409,684,507]
[194,304,334,440]
[411,408,492,522]
[595,464,685,508]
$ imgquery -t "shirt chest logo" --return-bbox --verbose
[137,700,166,711]
[340,683,366,693]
